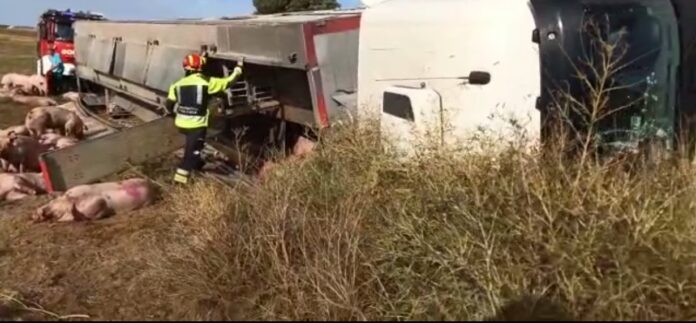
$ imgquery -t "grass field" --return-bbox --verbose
[2,28,696,321]
[0,29,37,128]
[0,29,180,321]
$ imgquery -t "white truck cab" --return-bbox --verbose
[358,0,542,157]
[357,0,682,158]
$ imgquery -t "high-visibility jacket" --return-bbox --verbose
[167,70,242,129]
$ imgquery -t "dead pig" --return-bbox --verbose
[0,172,46,202]
[39,133,79,150]
[0,125,30,138]
[61,92,81,102]
[11,95,57,107]
[258,136,317,181]
[0,158,18,173]
[33,178,156,223]
[1,73,28,89]
[0,132,49,173]
[25,106,87,139]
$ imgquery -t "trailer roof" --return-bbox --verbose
[86,9,363,26]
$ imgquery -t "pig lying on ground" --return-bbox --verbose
[62,92,81,102]
[39,133,79,150]
[33,178,155,223]
[25,106,87,139]
[0,88,12,100]
[11,95,57,107]
[9,75,47,96]
[258,136,316,181]
[0,125,30,138]
[2,74,44,96]
[27,74,47,96]
[0,132,49,173]
[1,73,26,89]
[0,172,46,202]
[0,158,18,173]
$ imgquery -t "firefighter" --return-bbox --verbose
[164,53,244,185]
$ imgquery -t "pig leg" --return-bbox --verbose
[6,191,28,202]
[13,177,37,195]
[76,195,111,220]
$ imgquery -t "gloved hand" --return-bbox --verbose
[234,58,244,75]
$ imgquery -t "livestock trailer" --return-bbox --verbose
[38,0,696,192]
[40,10,364,191]
[72,10,363,129]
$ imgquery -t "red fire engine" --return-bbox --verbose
[36,9,105,95]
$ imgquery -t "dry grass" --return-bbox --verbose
[0,28,37,128]
[146,18,696,321]
[147,120,696,321]
[1,18,695,321]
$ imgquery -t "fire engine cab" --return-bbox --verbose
[36,9,104,94]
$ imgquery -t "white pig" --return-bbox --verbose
[0,172,46,202]
[33,178,155,222]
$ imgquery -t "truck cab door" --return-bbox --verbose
[380,85,443,158]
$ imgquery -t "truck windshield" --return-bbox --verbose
[55,23,74,41]
[581,0,679,150]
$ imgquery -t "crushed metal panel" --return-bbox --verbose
[87,38,115,73]
[216,24,308,68]
[314,30,360,124]
[112,94,161,122]
[114,42,150,84]
[76,22,218,50]
[74,34,92,65]
[144,46,192,92]
[112,41,127,77]
[39,118,183,192]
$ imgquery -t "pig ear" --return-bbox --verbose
[7,131,16,142]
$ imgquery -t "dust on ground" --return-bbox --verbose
[0,29,180,320]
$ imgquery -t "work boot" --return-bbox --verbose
[173,168,190,185]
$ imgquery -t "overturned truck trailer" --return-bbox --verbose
[39,11,363,192]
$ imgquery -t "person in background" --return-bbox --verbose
[48,44,64,94]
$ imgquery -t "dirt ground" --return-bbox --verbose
[0,29,180,320]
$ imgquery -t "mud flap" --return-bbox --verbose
[39,117,184,192]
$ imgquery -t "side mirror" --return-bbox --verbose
[466,71,491,85]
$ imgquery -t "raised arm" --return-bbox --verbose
[207,62,244,95]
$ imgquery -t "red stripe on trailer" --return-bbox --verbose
[314,15,361,35]
[39,159,55,193]
[302,15,361,128]
[302,23,328,128]
[311,69,329,128]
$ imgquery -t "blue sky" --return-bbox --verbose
[0,0,364,26]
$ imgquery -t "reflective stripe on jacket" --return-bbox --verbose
[167,70,242,129]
